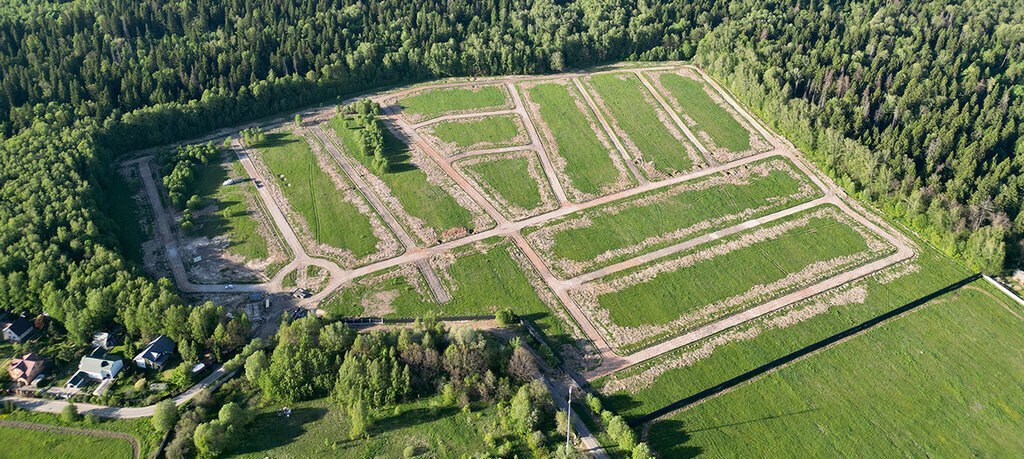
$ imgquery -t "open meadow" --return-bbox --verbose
[647,279,1024,457]
[396,85,511,123]
[422,114,529,154]
[456,150,558,220]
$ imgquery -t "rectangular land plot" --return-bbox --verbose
[0,425,134,458]
[647,282,1024,457]
[584,72,702,179]
[255,131,395,266]
[188,152,290,279]
[647,68,771,162]
[324,238,582,354]
[329,115,489,245]
[454,150,559,221]
[570,205,896,353]
[418,113,530,156]
[396,85,511,123]
[523,157,822,278]
[518,80,635,201]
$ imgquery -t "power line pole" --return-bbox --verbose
[566,384,572,456]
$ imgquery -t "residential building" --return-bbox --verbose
[7,354,46,386]
[133,335,175,369]
[2,317,32,342]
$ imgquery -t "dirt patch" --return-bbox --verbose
[416,113,531,156]
[526,158,821,277]
[570,206,895,351]
[453,149,560,221]
[517,78,635,202]
[644,67,773,163]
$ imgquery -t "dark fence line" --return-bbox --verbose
[630,273,982,427]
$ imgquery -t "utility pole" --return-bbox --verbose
[566,384,573,456]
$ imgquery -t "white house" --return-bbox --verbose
[2,317,33,342]
[133,335,175,369]
[65,354,123,389]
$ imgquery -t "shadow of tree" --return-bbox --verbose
[646,419,702,458]
[371,405,459,435]
[232,406,329,454]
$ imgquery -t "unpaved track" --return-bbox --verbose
[635,70,719,166]
[126,62,915,393]
[0,420,140,459]
[572,76,649,185]
[306,124,451,303]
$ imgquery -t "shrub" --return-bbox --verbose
[152,400,180,433]
[585,393,602,414]
[61,403,80,422]
[403,445,417,457]
[495,308,517,326]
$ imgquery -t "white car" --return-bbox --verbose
[225,284,234,290]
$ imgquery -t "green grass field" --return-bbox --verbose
[191,155,272,262]
[523,82,630,197]
[430,114,524,150]
[257,131,380,259]
[399,86,508,120]
[596,209,881,330]
[324,239,578,353]
[596,246,969,421]
[647,281,1024,456]
[231,395,556,458]
[658,72,753,152]
[524,157,819,277]
[329,116,479,241]
[0,425,134,458]
[1,410,160,458]
[587,73,696,175]
[463,154,548,215]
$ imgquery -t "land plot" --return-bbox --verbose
[647,282,1024,457]
[394,85,512,123]
[417,113,530,156]
[254,130,399,267]
[523,157,821,278]
[324,238,584,357]
[646,67,772,162]
[183,152,290,282]
[571,205,896,353]
[329,115,491,245]
[518,80,635,201]
[0,426,133,458]
[454,150,559,221]
[583,72,703,179]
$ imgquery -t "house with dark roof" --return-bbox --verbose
[133,335,175,369]
[8,353,46,386]
[2,317,33,342]
[65,353,123,389]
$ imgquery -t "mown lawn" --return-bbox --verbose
[648,280,1024,457]
[597,209,879,330]
[0,425,134,458]
[524,157,819,277]
[657,72,753,152]
[523,82,630,197]
[431,114,524,150]
[192,154,272,262]
[257,131,380,258]
[596,246,969,421]
[231,395,553,458]
[464,154,547,214]
[399,86,508,120]
[587,73,696,175]
[330,116,479,241]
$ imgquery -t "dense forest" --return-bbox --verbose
[0,0,1020,341]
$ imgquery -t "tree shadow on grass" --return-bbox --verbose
[232,406,329,454]
[259,132,299,149]
[646,419,702,458]
[371,405,460,436]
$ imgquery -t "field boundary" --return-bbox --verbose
[0,419,140,459]
[630,273,981,429]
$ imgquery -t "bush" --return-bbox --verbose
[152,399,180,433]
[585,393,602,414]
[403,445,417,457]
[61,403,80,422]
[495,308,517,326]
[83,413,99,425]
